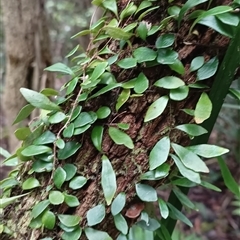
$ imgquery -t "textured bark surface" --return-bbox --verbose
[1,0,54,152]
[1,1,231,239]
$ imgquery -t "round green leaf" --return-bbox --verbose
[175,124,208,136]
[108,127,134,149]
[63,123,74,138]
[69,176,87,190]
[117,58,137,69]
[87,204,106,226]
[155,34,175,48]
[101,155,117,205]
[171,143,209,173]
[134,73,149,94]
[135,183,157,202]
[91,125,103,152]
[111,192,126,216]
[96,106,111,119]
[33,131,56,145]
[149,136,170,170]
[53,167,67,189]
[154,76,185,89]
[63,164,77,181]
[64,193,80,207]
[56,138,65,149]
[62,226,82,240]
[31,200,50,219]
[170,86,189,101]
[144,95,169,122]
[157,49,178,64]
[114,214,128,235]
[74,112,96,128]
[197,57,219,80]
[15,127,31,140]
[49,191,64,205]
[84,227,112,240]
[49,112,66,124]
[58,214,81,227]
[42,210,56,229]
[190,56,204,72]
[58,141,81,160]
[194,92,212,124]
[21,145,52,156]
[133,47,157,63]
[22,177,41,190]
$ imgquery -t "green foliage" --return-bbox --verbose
[1,0,240,239]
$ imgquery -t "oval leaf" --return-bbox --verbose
[85,227,112,240]
[135,183,157,202]
[53,167,67,189]
[111,192,126,216]
[87,204,106,226]
[58,141,81,160]
[175,124,208,136]
[91,125,104,152]
[133,47,157,63]
[114,214,128,235]
[69,176,87,190]
[13,104,35,125]
[197,57,219,80]
[22,177,40,190]
[58,214,81,227]
[49,191,65,205]
[154,76,185,89]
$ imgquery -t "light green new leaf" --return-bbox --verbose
[65,45,79,58]
[42,210,56,230]
[175,124,208,136]
[13,104,35,125]
[104,27,132,40]
[154,76,185,89]
[144,95,169,122]
[101,155,117,205]
[169,59,185,75]
[197,57,219,80]
[154,163,170,179]
[44,63,74,76]
[190,56,204,72]
[20,88,60,111]
[187,144,229,158]
[58,214,81,227]
[85,227,112,240]
[87,204,105,226]
[135,1,152,15]
[116,89,130,111]
[157,49,178,64]
[120,2,137,20]
[63,164,77,181]
[194,92,212,124]
[64,193,80,207]
[134,72,149,94]
[114,214,128,235]
[111,192,126,216]
[61,226,82,240]
[89,83,122,99]
[22,177,41,190]
[0,193,28,209]
[96,106,111,119]
[149,136,170,170]
[109,127,134,149]
[15,127,31,140]
[135,183,157,202]
[49,191,64,205]
[91,125,103,152]
[171,154,201,184]
[172,143,209,173]
[33,130,56,145]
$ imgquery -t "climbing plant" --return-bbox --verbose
[1,0,240,239]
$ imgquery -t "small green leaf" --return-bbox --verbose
[69,176,87,190]
[21,145,52,156]
[138,6,159,21]
[135,183,157,202]
[49,112,66,124]
[155,34,175,48]
[187,144,229,158]
[13,104,35,125]
[31,200,50,219]
[22,177,41,190]
[117,123,129,130]
[169,59,185,75]
[66,77,78,95]
[87,204,106,226]
[117,58,137,69]
[70,106,82,121]
[133,47,157,63]
[136,217,160,231]
[171,154,201,184]
[114,214,128,235]
[73,124,91,135]
[104,27,132,40]
[74,112,97,128]
[56,138,65,149]
[158,198,169,219]
[53,167,67,189]
[33,131,56,145]
[116,89,130,111]
[172,143,209,173]
[102,0,118,17]
[149,136,170,170]
[66,45,79,58]
[109,127,134,149]
[172,178,196,188]
[197,57,219,80]
[157,49,178,64]
[61,226,82,240]
[0,177,19,189]
[58,214,81,227]
[168,6,181,18]
[20,88,60,111]
[85,227,112,240]
[120,2,137,20]
[111,192,126,216]
[40,88,59,96]
[62,164,77,181]
[154,76,185,89]
[107,54,119,65]
[96,106,111,119]
[144,95,169,122]
[170,86,189,101]
[173,188,195,209]
[64,193,80,207]
[58,141,81,160]
[90,62,108,82]
[0,193,28,209]
[154,163,170,179]
[194,92,212,124]
[32,160,53,173]
[101,155,117,205]
[136,22,148,41]
[167,203,193,227]
[89,83,122,99]
[135,1,152,15]
[15,127,31,140]
[49,191,65,205]
[134,73,149,94]
[91,125,103,152]
[63,123,74,138]
[190,56,204,72]
[175,124,208,136]
[44,63,74,76]
[42,210,56,230]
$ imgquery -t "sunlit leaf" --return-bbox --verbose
[49,191,64,205]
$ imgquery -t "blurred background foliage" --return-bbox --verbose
[0,0,239,239]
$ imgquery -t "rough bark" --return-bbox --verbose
[1,0,54,152]
[1,1,231,239]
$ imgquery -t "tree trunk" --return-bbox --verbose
[1,1,231,239]
[1,0,54,152]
